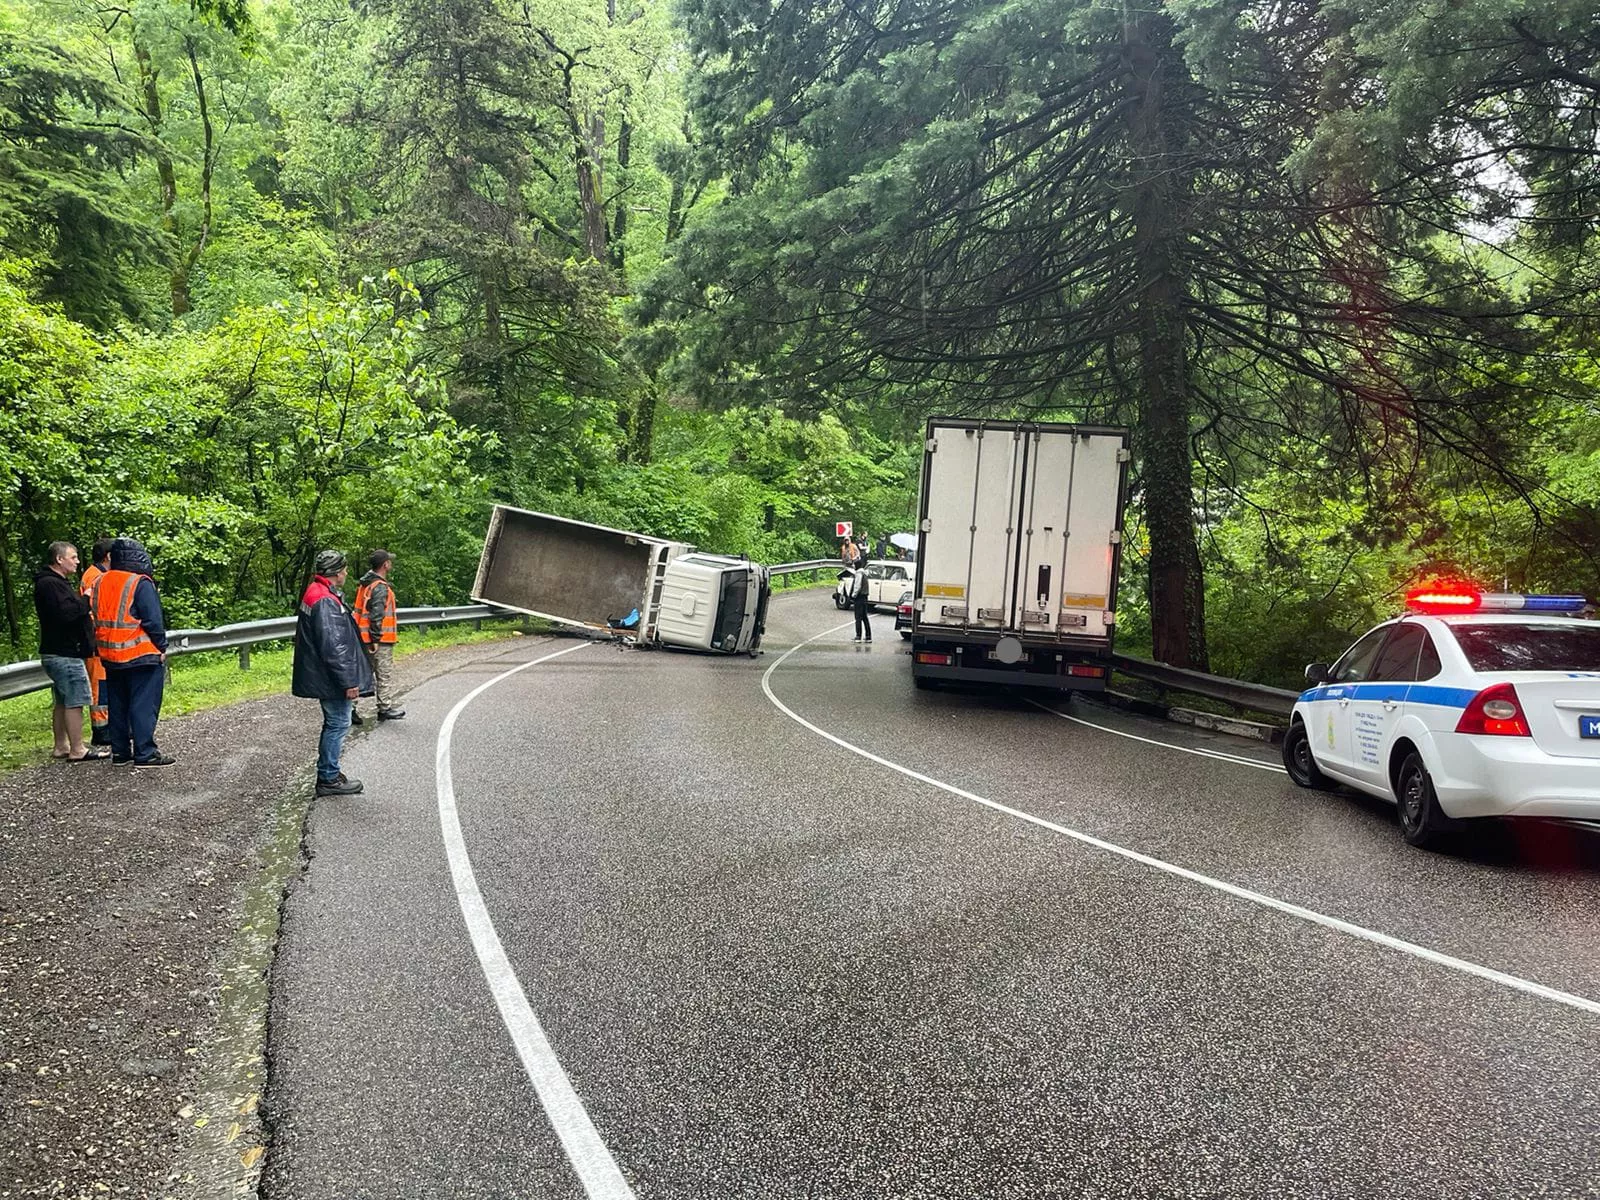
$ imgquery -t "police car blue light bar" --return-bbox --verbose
[1405,583,1590,615]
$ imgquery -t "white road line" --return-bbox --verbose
[1032,702,1288,773]
[435,641,637,1200]
[761,627,1600,1019]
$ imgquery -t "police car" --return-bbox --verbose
[1283,586,1600,848]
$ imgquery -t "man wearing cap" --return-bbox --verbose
[292,551,374,797]
[354,550,405,722]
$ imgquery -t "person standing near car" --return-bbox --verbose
[33,542,107,762]
[354,550,405,722]
[852,562,873,643]
[91,538,172,767]
[293,550,374,796]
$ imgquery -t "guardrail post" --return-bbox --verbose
[473,618,482,632]
[239,644,251,672]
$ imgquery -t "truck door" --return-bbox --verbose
[1015,430,1126,640]
[918,426,1028,631]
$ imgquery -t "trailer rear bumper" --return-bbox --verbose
[910,662,1109,692]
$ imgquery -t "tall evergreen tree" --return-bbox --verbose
[640,0,1541,666]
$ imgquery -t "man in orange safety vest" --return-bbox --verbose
[354,550,404,722]
[91,538,173,767]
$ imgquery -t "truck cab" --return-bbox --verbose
[656,554,771,655]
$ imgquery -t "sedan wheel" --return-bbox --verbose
[1395,752,1456,850]
[1282,721,1334,790]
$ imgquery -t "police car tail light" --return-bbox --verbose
[1454,683,1531,737]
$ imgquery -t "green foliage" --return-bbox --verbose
[0,273,488,650]
[533,404,917,560]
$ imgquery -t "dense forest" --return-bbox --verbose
[3,0,1599,683]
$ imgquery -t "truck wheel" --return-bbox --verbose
[1395,752,1457,850]
[913,674,937,691]
[1282,720,1335,790]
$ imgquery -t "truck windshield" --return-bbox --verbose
[1448,622,1600,671]
[715,569,749,650]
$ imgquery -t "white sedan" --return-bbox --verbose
[833,561,914,610]
[1283,590,1600,848]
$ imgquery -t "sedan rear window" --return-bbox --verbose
[1448,622,1600,672]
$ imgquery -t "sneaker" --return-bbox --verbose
[350,710,365,727]
[134,754,176,768]
[853,636,861,642]
[316,776,364,796]
[377,708,406,721]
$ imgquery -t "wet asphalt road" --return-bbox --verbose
[264,592,1600,1200]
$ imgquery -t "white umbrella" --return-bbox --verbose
[889,532,918,551]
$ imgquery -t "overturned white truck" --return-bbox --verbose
[472,506,771,655]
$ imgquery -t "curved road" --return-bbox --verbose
[264,591,1600,1199]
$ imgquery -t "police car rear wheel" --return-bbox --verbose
[1396,752,1454,849]
[1283,721,1334,790]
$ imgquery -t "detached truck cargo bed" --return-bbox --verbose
[911,419,1131,691]
[472,506,770,654]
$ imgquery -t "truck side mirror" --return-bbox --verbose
[1304,662,1333,685]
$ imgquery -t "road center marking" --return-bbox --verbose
[761,627,1600,1019]
[435,640,637,1199]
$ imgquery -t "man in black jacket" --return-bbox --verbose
[292,550,374,796]
[32,542,107,761]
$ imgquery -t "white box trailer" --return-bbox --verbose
[472,506,770,654]
[910,419,1131,691]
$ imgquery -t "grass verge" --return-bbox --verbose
[0,619,534,774]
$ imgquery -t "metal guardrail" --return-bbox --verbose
[769,559,847,578]
[1111,653,1300,718]
[0,604,506,703]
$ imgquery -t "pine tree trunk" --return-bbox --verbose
[1124,15,1207,669]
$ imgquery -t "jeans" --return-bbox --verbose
[318,698,353,782]
[105,663,165,761]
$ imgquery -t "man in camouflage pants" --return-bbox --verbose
[354,550,406,721]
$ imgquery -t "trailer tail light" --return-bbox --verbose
[915,652,953,666]
[1454,683,1531,737]
[1066,664,1105,678]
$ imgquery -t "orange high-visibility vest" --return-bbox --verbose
[80,564,108,721]
[92,570,159,664]
[353,579,398,644]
